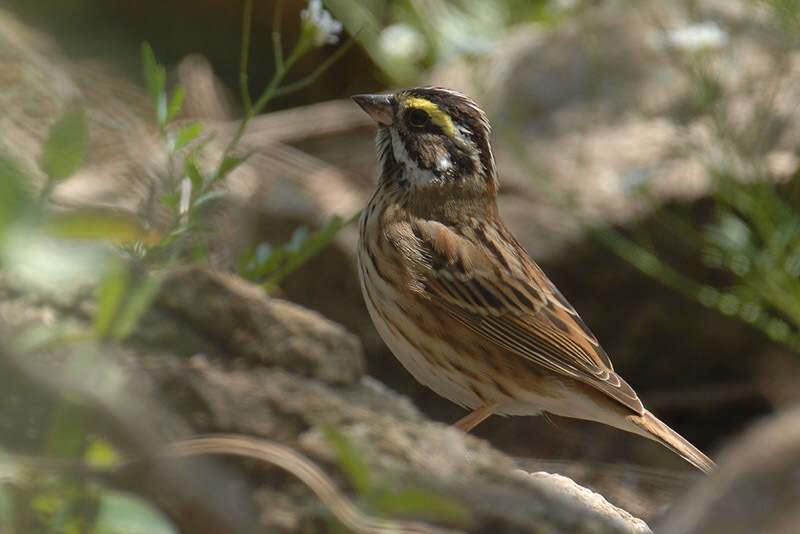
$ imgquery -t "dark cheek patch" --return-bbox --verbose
[396,119,480,182]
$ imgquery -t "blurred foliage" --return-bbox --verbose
[592,2,800,352]
[238,215,347,292]
[140,1,353,268]
[0,114,174,534]
[326,0,574,85]
[39,107,89,185]
[0,2,355,532]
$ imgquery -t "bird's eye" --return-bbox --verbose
[407,108,429,128]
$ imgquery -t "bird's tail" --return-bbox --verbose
[627,410,715,473]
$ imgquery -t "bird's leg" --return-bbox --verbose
[452,403,498,432]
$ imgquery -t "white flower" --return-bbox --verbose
[378,24,427,62]
[301,0,343,46]
[667,22,728,52]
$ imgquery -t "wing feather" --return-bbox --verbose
[411,218,643,414]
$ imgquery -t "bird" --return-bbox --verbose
[351,87,714,473]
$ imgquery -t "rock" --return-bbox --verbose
[0,266,651,533]
[141,266,365,386]
[658,405,800,534]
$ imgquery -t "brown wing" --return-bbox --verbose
[410,218,643,414]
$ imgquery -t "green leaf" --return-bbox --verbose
[95,490,176,534]
[160,193,179,213]
[193,189,227,208]
[141,42,166,108]
[44,403,88,459]
[39,107,89,180]
[45,210,160,245]
[184,154,204,190]
[84,438,121,468]
[172,122,202,151]
[94,261,130,339]
[110,275,160,341]
[366,488,471,524]
[261,216,345,289]
[323,426,370,494]
[0,154,30,236]
[166,87,185,122]
[213,152,253,182]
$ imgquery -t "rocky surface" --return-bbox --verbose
[0,267,652,533]
[659,405,800,534]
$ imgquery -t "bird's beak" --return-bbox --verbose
[351,93,394,126]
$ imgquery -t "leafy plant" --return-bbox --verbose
[238,215,347,291]
[140,0,354,270]
[1,2,356,533]
[591,5,800,352]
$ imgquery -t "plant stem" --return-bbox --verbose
[274,38,356,97]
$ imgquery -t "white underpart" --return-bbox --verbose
[357,237,481,408]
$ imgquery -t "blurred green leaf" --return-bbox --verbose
[95,490,176,534]
[85,439,121,469]
[141,43,167,127]
[243,215,345,290]
[110,275,160,341]
[39,107,89,181]
[166,87,185,123]
[0,155,30,236]
[46,210,160,245]
[0,484,11,527]
[94,261,160,341]
[172,122,202,151]
[44,404,87,459]
[323,426,370,495]
[212,152,253,183]
[94,261,130,339]
[160,193,179,214]
[193,189,228,208]
[366,488,471,524]
[184,154,204,190]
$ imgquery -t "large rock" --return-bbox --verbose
[659,405,800,533]
[0,266,651,533]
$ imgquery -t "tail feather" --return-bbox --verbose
[627,410,715,473]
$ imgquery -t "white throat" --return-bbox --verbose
[390,129,451,186]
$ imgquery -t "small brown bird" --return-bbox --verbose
[352,87,714,472]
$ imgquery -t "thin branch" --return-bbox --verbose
[274,38,357,97]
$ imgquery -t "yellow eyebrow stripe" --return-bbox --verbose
[399,96,456,138]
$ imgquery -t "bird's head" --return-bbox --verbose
[352,87,498,212]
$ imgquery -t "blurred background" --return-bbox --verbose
[1,0,800,532]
